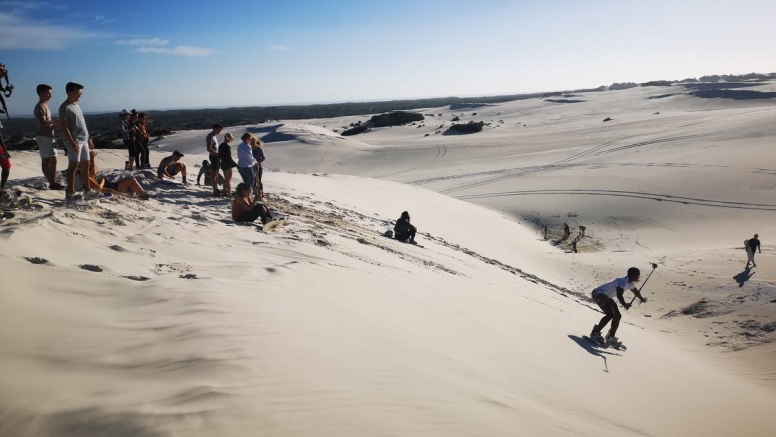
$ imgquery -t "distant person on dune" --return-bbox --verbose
[236,133,257,192]
[136,112,152,169]
[34,84,63,190]
[250,136,265,198]
[232,182,271,224]
[563,222,570,239]
[206,123,223,196]
[219,132,237,196]
[394,211,417,244]
[59,82,99,200]
[746,234,761,268]
[589,267,646,347]
[118,109,135,170]
[157,150,187,183]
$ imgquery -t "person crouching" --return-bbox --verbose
[394,211,417,244]
[232,182,271,224]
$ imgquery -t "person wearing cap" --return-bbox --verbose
[118,109,136,170]
[157,150,187,183]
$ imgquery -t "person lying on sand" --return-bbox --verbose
[88,150,150,200]
[589,267,646,347]
[394,211,417,244]
[232,182,271,224]
[157,150,187,183]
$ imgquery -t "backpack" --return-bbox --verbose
[744,239,750,251]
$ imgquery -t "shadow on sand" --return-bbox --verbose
[733,267,755,288]
[568,335,621,373]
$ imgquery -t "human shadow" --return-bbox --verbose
[568,335,621,373]
[733,267,755,288]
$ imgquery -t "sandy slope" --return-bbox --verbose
[2,82,776,435]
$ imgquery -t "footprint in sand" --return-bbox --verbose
[109,245,129,252]
[179,274,198,279]
[25,257,50,265]
[80,264,103,272]
[123,275,150,281]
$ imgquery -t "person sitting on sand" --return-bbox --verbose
[589,267,646,347]
[88,150,150,200]
[232,182,271,224]
[157,150,187,183]
[746,234,761,268]
[196,160,224,187]
[394,211,417,244]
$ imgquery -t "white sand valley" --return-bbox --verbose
[2,82,776,436]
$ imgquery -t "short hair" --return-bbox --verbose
[172,150,184,157]
[401,211,410,220]
[202,160,209,166]
[65,82,84,93]
[213,123,223,130]
[241,132,252,141]
[224,132,234,141]
[36,84,52,94]
[627,267,640,278]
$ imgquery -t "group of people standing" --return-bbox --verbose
[201,124,265,200]
[118,109,152,170]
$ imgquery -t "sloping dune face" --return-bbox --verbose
[2,171,776,437]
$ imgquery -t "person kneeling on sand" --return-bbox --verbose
[232,182,271,224]
[157,150,187,183]
[394,211,417,244]
[589,267,646,347]
[196,160,224,187]
[88,150,150,200]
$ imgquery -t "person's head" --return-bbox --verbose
[224,132,234,142]
[241,132,252,143]
[65,82,84,102]
[627,267,641,282]
[36,84,52,102]
[172,150,184,161]
[235,182,250,197]
[401,211,410,220]
[754,234,759,238]
[201,159,210,168]
[255,138,264,147]
[213,123,223,134]
[249,136,257,146]
[119,108,130,119]
[138,112,148,123]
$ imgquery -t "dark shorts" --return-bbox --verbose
[104,181,120,191]
[209,154,220,172]
[124,139,137,156]
[157,164,179,178]
[592,292,616,312]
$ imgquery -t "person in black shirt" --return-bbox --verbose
[394,211,417,244]
[747,234,761,268]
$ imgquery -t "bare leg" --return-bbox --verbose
[79,161,90,191]
[0,168,8,188]
[223,168,232,195]
[118,177,147,197]
[66,162,78,194]
[178,163,187,184]
[211,169,218,192]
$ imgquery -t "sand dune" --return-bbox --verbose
[2,82,776,435]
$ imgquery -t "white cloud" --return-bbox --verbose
[94,15,116,24]
[270,44,291,51]
[0,12,105,50]
[115,37,168,46]
[137,45,215,57]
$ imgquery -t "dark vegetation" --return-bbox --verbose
[341,123,369,136]
[690,90,776,100]
[444,121,485,135]
[368,111,424,127]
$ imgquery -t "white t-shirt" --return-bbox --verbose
[594,276,636,298]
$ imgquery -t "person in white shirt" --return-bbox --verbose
[236,133,257,191]
[589,267,646,346]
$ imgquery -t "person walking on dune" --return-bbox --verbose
[746,234,761,268]
[589,267,646,347]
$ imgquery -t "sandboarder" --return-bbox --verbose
[589,267,646,348]
[746,234,761,268]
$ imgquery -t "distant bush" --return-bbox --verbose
[608,82,638,90]
[451,116,460,122]
[341,124,369,136]
[368,111,424,127]
[641,80,673,87]
[444,121,484,135]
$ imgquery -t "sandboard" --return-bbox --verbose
[263,219,286,232]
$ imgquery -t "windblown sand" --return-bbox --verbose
[1,83,775,436]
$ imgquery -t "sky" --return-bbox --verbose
[1,0,775,114]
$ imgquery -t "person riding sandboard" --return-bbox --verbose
[588,267,647,349]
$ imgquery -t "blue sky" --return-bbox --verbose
[2,0,775,113]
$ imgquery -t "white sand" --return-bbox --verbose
[1,82,775,436]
